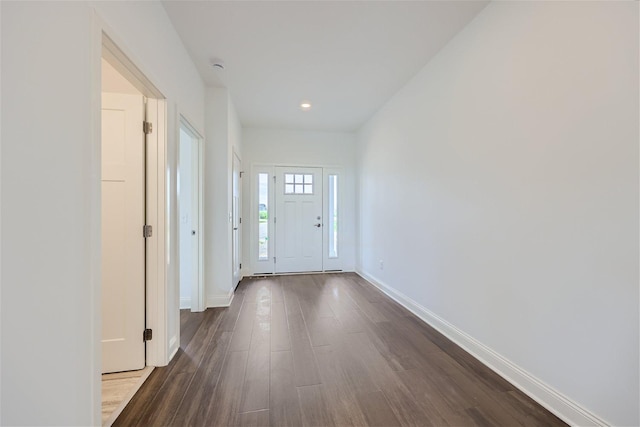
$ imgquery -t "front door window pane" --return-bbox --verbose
[284,173,314,194]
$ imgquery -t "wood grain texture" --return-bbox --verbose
[114,274,566,427]
[297,384,335,426]
[102,366,152,426]
[235,410,270,427]
[138,309,224,426]
[269,351,303,427]
[240,298,271,412]
[356,391,402,427]
[270,302,290,352]
[314,344,371,426]
[228,302,258,352]
[203,350,249,426]
[171,329,233,425]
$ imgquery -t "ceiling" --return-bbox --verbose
[162,1,488,132]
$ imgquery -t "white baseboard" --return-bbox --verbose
[168,335,179,362]
[180,296,191,310]
[206,289,234,308]
[356,269,609,427]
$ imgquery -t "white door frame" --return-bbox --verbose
[91,25,172,427]
[232,151,243,287]
[249,163,344,275]
[178,115,205,312]
[100,33,169,366]
[100,35,169,366]
[144,95,170,366]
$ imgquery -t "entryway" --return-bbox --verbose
[100,34,168,425]
[252,165,342,275]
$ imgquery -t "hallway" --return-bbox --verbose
[114,273,565,426]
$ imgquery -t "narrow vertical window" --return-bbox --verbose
[258,173,269,260]
[328,175,338,258]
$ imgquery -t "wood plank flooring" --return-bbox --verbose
[114,273,566,427]
[102,367,153,426]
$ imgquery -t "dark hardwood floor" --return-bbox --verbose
[114,273,566,426]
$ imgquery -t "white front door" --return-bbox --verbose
[101,92,146,373]
[274,167,323,273]
[232,154,242,286]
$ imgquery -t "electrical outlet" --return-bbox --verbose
[379,260,384,270]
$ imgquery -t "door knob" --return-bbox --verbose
[191,230,196,235]
[233,227,239,231]
[314,223,322,228]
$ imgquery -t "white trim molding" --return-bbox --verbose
[180,297,191,310]
[356,270,610,427]
[207,289,235,308]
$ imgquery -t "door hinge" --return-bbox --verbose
[274,256,276,263]
[143,225,153,238]
[143,121,153,134]
[143,329,153,341]
[239,218,242,224]
[239,263,242,269]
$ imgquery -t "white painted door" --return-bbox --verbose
[275,167,323,273]
[232,154,241,286]
[101,93,146,373]
[178,129,199,310]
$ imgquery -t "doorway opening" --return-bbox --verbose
[251,165,343,275]
[178,117,204,312]
[232,152,243,287]
[100,33,168,425]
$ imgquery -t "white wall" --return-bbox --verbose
[1,2,205,425]
[2,3,95,425]
[0,4,3,421]
[204,88,242,306]
[92,2,205,131]
[356,2,638,426]
[242,128,357,275]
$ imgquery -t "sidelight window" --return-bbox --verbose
[258,173,269,260]
[328,174,338,258]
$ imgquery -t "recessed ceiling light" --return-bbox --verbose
[300,101,312,111]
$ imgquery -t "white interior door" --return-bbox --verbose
[178,128,200,310]
[275,167,323,273]
[232,154,242,286]
[101,92,146,373]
